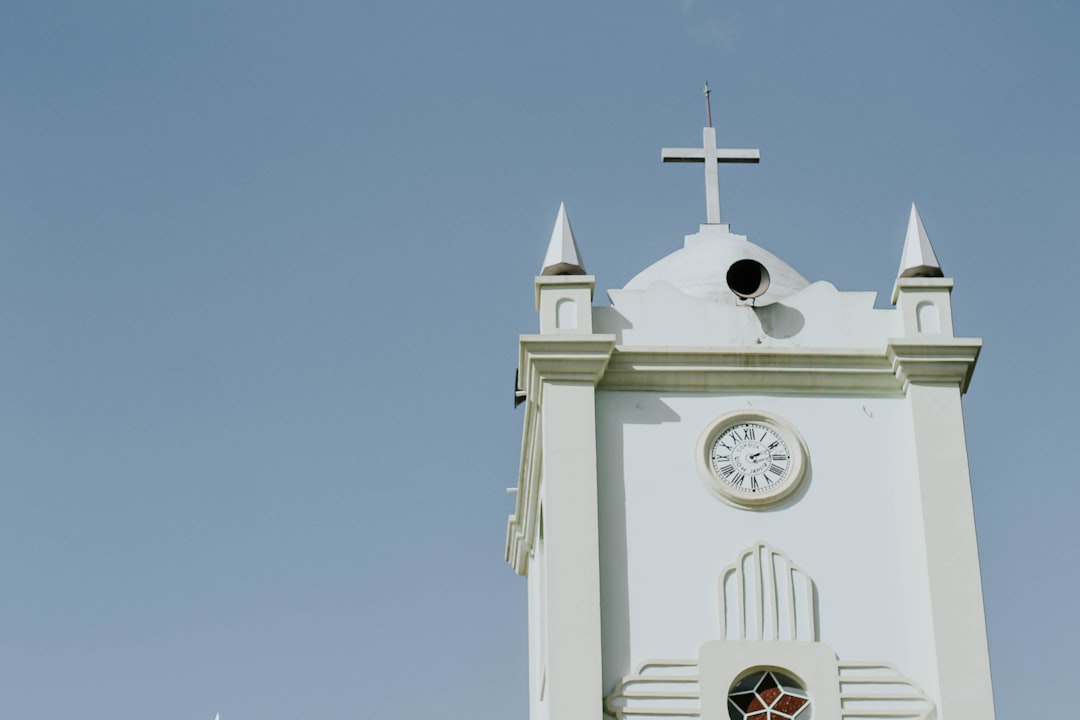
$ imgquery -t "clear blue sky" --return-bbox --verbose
[2,1,1076,718]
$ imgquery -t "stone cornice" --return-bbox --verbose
[594,341,981,395]
[506,335,616,575]
[601,346,899,395]
[516,335,617,401]
[888,339,982,393]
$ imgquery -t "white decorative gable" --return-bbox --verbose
[603,543,934,720]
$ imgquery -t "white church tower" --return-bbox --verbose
[505,122,995,720]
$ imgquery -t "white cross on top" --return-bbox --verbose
[662,127,760,224]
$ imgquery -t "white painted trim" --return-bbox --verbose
[603,660,701,720]
[603,657,936,720]
[837,661,934,720]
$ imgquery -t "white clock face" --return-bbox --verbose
[709,422,791,495]
[696,411,808,507]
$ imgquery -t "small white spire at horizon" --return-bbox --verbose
[897,202,943,279]
[540,202,586,276]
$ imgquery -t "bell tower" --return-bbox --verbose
[505,126,995,720]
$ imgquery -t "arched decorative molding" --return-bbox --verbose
[603,660,701,720]
[916,301,940,334]
[838,661,934,719]
[605,547,936,719]
[556,298,578,329]
[718,542,816,642]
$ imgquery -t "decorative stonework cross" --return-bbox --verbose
[662,127,760,224]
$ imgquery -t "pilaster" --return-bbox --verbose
[906,382,996,720]
[507,334,615,720]
[542,379,603,720]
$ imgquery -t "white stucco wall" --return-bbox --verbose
[595,390,940,704]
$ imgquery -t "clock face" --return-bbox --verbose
[696,411,808,507]
[710,422,791,496]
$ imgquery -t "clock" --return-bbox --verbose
[696,411,809,507]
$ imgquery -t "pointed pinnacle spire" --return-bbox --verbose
[540,202,586,276]
[897,202,943,279]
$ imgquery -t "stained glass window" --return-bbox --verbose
[727,669,810,720]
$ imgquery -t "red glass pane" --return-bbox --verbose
[773,694,808,715]
[759,686,782,705]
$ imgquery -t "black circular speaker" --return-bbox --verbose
[726,259,771,299]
